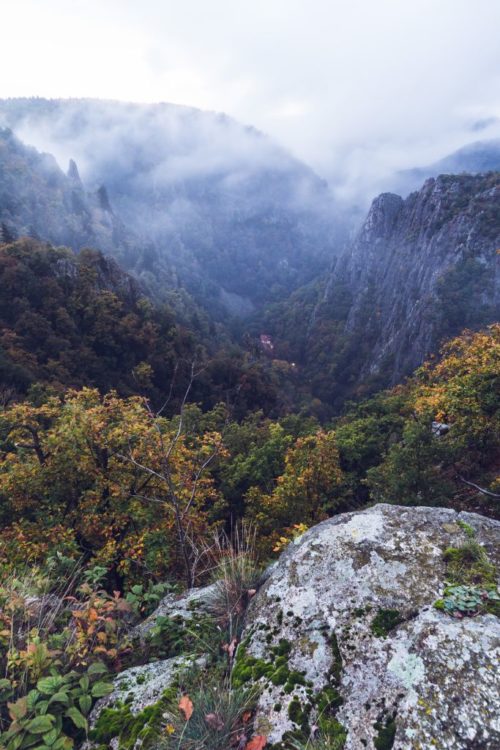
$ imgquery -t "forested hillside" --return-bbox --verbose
[0,98,499,750]
[0,239,284,416]
[1,322,498,585]
[0,99,344,320]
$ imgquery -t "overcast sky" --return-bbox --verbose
[1,0,500,197]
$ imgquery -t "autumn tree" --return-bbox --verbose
[246,429,344,553]
[0,388,226,586]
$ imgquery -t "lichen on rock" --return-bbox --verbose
[238,504,500,748]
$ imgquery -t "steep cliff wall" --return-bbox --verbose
[301,172,500,405]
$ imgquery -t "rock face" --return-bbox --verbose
[238,504,500,748]
[84,584,216,749]
[300,172,500,405]
[134,583,217,640]
[83,656,195,750]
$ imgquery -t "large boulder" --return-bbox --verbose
[237,504,500,748]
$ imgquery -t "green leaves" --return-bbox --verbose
[0,662,111,750]
[48,693,70,706]
[64,707,87,731]
[86,661,107,676]
[42,727,60,746]
[37,677,64,696]
[78,695,92,716]
[436,583,500,617]
[90,681,114,698]
[25,715,55,734]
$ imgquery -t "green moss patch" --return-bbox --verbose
[90,686,178,749]
[370,609,403,638]
[232,638,309,694]
[374,713,397,750]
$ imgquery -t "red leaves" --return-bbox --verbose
[245,735,267,750]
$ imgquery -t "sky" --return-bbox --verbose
[1,0,500,198]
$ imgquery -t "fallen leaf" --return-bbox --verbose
[242,711,252,724]
[245,735,267,750]
[247,589,257,598]
[179,694,194,721]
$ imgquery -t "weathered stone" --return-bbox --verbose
[239,503,500,748]
[83,655,201,750]
[134,582,218,640]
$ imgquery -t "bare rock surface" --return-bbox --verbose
[239,503,500,748]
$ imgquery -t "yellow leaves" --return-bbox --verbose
[273,523,309,553]
[273,536,290,553]
[0,386,227,583]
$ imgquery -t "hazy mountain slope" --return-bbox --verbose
[392,139,500,195]
[0,98,343,318]
[0,126,134,256]
[0,237,195,402]
[264,172,500,409]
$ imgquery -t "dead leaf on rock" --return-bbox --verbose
[222,636,238,660]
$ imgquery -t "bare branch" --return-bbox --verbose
[457,475,500,499]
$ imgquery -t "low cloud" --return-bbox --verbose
[0,1,499,204]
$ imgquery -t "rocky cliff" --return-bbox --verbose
[294,172,500,406]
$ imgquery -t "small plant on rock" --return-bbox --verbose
[125,581,173,617]
[434,584,500,617]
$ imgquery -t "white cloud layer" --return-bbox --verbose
[1,0,499,200]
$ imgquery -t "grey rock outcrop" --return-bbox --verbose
[134,583,217,640]
[0,127,134,259]
[305,172,500,403]
[238,503,500,748]
[83,656,198,750]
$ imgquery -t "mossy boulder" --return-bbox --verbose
[83,656,199,749]
[239,504,500,748]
